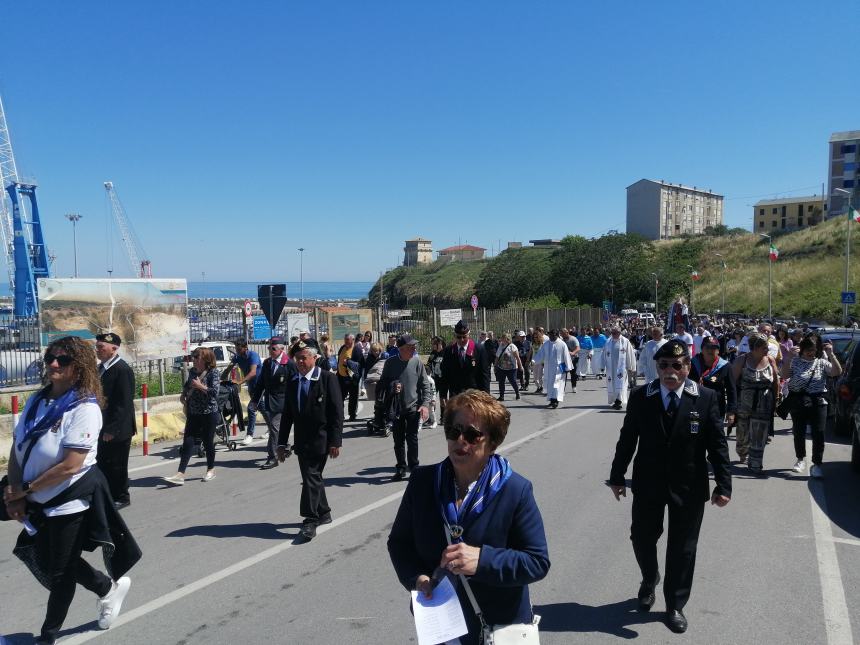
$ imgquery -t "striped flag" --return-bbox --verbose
[769,243,779,262]
[690,270,700,281]
[852,207,860,224]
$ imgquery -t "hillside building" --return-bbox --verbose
[437,244,485,262]
[827,130,860,218]
[626,179,724,240]
[753,195,825,233]
[403,237,433,266]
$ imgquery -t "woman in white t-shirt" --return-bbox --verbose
[3,337,132,644]
[494,333,523,402]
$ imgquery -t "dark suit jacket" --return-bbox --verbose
[278,368,343,456]
[250,356,294,415]
[689,357,737,417]
[100,358,137,440]
[388,464,550,639]
[610,379,732,505]
[441,342,491,394]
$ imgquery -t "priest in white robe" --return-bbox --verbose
[534,329,574,409]
[604,326,637,409]
[637,326,667,384]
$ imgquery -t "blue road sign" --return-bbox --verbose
[253,315,270,340]
[841,291,856,305]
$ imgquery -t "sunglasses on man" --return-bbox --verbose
[443,423,485,444]
[657,361,685,371]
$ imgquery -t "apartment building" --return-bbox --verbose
[753,195,825,232]
[627,179,724,240]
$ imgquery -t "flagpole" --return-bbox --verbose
[760,233,772,320]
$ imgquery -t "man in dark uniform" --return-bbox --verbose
[277,342,343,541]
[440,319,490,395]
[250,336,293,470]
[609,339,732,634]
[95,332,137,510]
[689,337,737,435]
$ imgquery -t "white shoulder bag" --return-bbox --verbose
[445,525,541,645]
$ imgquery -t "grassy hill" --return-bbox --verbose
[366,256,488,308]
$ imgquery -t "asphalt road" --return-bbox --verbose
[2,377,858,645]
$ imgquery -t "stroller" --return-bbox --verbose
[196,380,246,456]
[366,380,401,438]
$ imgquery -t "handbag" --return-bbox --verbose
[444,525,541,645]
[776,361,816,420]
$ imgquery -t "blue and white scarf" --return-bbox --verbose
[435,454,513,542]
[18,387,97,449]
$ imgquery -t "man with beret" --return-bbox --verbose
[440,320,490,396]
[250,336,294,470]
[609,338,732,634]
[277,341,343,541]
[95,332,137,510]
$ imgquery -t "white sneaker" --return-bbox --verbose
[162,474,185,486]
[430,421,438,429]
[98,576,131,629]
[792,459,805,473]
[203,470,216,482]
[810,464,823,479]
[241,435,253,446]
[258,432,269,441]
[572,387,577,393]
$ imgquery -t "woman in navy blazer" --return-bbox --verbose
[388,390,550,643]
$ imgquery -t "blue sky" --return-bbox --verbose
[1,0,857,282]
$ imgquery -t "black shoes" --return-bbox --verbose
[348,415,357,422]
[114,500,130,511]
[392,467,407,481]
[260,459,279,470]
[318,513,332,526]
[547,400,558,409]
[666,609,687,633]
[611,400,623,410]
[536,387,544,394]
[637,572,660,611]
[497,396,505,401]
[300,522,317,541]
[515,393,520,400]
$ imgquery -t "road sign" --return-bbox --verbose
[842,291,856,305]
[243,300,252,317]
[257,284,287,329]
[602,300,612,312]
[470,295,478,312]
[440,309,462,326]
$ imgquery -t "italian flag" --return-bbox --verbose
[691,270,700,281]
[852,207,860,224]
[769,243,779,262]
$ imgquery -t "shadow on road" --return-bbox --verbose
[534,599,662,638]
[165,522,303,540]
[809,461,860,538]
[327,466,400,487]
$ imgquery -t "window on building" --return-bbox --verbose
[845,179,855,188]
[759,221,764,228]
[772,208,778,214]
[675,225,680,231]
[772,220,777,227]
[798,204,803,217]
[845,162,856,172]
[781,219,787,229]
[781,205,787,216]
[759,208,764,216]
[798,216,804,226]
[808,204,814,212]
[842,144,857,154]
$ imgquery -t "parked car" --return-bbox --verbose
[826,331,860,436]
[853,402,860,473]
[172,341,236,374]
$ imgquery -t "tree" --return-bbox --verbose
[473,247,555,307]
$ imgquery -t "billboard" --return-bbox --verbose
[38,278,189,362]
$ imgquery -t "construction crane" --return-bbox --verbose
[0,94,51,316]
[104,181,152,278]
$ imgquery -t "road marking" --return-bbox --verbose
[832,536,860,548]
[60,406,592,643]
[807,440,854,645]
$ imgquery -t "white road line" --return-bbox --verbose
[807,440,854,645]
[832,536,860,548]
[60,406,592,643]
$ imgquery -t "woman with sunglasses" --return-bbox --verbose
[3,337,140,644]
[388,390,550,643]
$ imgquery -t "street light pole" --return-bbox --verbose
[759,233,772,320]
[297,247,305,310]
[835,188,853,326]
[64,213,83,277]
[685,264,695,316]
[714,253,726,314]
[650,272,659,322]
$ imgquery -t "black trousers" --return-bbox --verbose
[630,495,705,611]
[339,376,359,418]
[790,403,828,465]
[298,452,330,522]
[96,437,132,503]
[179,412,217,472]
[570,357,579,388]
[392,410,421,470]
[38,511,113,643]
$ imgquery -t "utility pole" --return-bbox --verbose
[714,253,726,315]
[65,213,83,277]
[651,272,659,322]
[835,187,854,326]
[298,247,305,310]
[685,264,695,316]
[759,233,772,320]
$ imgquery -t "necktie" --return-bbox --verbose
[98,364,106,377]
[667,391,679,416]
[299,377,308,411]
[459,347,466,364]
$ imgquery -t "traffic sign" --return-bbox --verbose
[842,291,856,305]
[257,284,287,329]
[243,300,252,317]
[602,300,612,312]
[470,295,478,311]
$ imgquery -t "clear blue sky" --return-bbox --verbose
[1,0,857,282]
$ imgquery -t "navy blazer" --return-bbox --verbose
[278,368,343,456]
[388,463,550,640]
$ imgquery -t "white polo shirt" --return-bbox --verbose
[14,397,102,517]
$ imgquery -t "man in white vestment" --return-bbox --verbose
[637,326,668,384]
[534,329,574,409]
[604,326,637,409]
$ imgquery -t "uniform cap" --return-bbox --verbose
[96,332,121,346]
[454,320,470,334]
[653,338,689,360]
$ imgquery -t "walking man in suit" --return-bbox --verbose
[441,319,491,396]
[95,332,137,510]
[609,339,732,634]
[250,336,293,470]
[277,342,343,541]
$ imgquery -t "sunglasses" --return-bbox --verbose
[657,361,685,371]
[444,423,485,444]
[44,353,73,367]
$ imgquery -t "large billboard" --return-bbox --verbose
[38,278,189,362]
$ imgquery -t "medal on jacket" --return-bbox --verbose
[450,524,464,539]
[689,411,700,434]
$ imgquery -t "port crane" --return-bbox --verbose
[0,94,51,316]
[104,181,152,278]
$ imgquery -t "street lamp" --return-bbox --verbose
[297,247,305,310]
[64,213,83,277]
[685,264,696,315]
[759,233,772,320]
[650,272,659,321]
[835,187,854,326]
[714,253,726,315]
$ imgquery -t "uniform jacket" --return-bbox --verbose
[278,367,343,456]
[388,464,550,640]
[441,341,491,394]
[251,354,294,416]
[689,355,737,417]
[100,358,137,440]
[610,379,732,505]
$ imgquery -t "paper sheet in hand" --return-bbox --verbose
[411,576,468,645]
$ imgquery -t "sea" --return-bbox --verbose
[187,281,373,301]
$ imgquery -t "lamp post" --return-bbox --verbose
[759,233,772,320]
[835,187,854,326]
[685,264,696,316]
[64,213,83,277]
[714,253,726,315]
[297,247,305,310]
[650,272,659,322]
